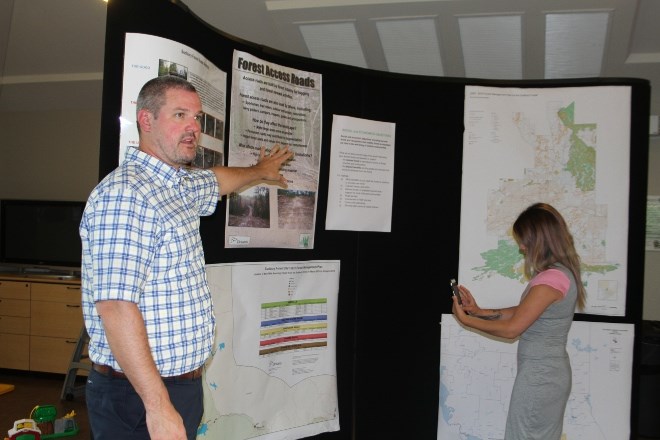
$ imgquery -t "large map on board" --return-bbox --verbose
[198,261,340,440]
[459,85,631,316]
[438,316,634,440]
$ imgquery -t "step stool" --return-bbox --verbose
[60,327,91,401]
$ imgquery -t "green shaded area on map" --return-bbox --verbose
[559,102,597,192]
[582,263,618,274]
[473,239,522,281]
[473,236,619,280]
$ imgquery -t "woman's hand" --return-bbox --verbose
[457,285,482,315]
[451,294,469,323]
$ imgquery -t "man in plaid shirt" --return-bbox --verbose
[80,75,292,440]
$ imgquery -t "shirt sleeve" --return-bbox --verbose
[529,268,570,297]
[85,188,157,303]
[188,169,219,216]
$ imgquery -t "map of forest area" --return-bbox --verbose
[459,85,631,316]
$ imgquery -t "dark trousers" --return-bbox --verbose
[85,368,203,440]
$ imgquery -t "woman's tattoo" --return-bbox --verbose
[474,309,502,320]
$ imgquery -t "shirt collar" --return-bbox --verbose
[125,146,191,185]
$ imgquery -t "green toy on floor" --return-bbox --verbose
[4,405,78,440]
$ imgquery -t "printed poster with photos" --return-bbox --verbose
[226,50,322,249]
[119,33,227,168]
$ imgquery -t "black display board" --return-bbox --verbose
[99,0,650,438]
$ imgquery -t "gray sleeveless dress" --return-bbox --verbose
[504,264,578,440]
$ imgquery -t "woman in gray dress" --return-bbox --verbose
[451,202,586,440]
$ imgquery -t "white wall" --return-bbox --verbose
[0,109,100,201]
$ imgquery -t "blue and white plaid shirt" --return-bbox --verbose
[80,147,219,376]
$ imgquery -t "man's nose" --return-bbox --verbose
[188,117,201,132]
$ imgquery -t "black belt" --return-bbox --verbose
[92,363,203,380]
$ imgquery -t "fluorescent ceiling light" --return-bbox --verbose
[459,15,522,79]
[267,0,441,10]
[376,17,444,76]
[299,22,368,68]
[545,12,609,79]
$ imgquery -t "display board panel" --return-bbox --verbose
[101,0,650,438]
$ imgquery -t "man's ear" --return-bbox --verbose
[137,109,152,132]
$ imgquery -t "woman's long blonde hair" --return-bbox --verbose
[512,202,586,311]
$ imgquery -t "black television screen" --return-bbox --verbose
[0,199,85,268]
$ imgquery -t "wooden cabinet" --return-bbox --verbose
[0,280,30,370]
[30,282,83,373]
[31,283,82,338]
[0,275,82,374]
